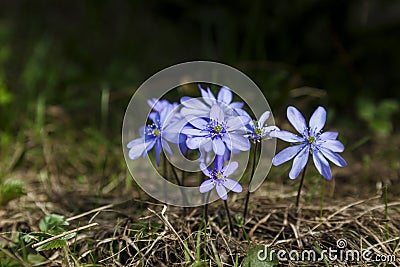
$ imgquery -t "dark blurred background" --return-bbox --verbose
[0,0,399,136]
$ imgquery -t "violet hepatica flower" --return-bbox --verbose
[199,160,242,200]
[182,104,251,156]
[243,110,279,141]
[181,85,247,117]
[271,106,347,180]
[127,101,182,166]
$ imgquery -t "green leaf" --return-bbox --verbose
[0,180,26,206]
[242,245,279,267]
[39,214,68,234]
[35,239,67,252]
[23,232,51,243]
[60,232,76,240]
[357,97,400,136]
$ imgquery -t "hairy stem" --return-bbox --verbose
[204,190,211,225]
[163,153,168,201]
[224,199,234,235]
[243,141,259,221]
[296,163,308,209]
[168,161,189,213]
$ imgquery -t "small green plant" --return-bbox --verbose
[357,97,400,136]
[0,180,26,206]
[24,214,76,252]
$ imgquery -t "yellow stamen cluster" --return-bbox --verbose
[307,136,316,144]
[255,127,262,136]
[153,129,161,136]
[213,125,223,133]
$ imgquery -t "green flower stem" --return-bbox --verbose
[168,161,189,213]
[296,163,308,209]
[243,141,259,221]
[319,178,325,221]
[163,153,168,201]
[204,190,211,225]
[224,199,234,235]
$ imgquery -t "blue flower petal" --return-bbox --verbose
[199,86,216,106]
[319,139,345,152]
[289,145,309,179]
[162,132,180,144]
[226,116,250,131]
[198,148,211,163]
[138,126,146,137]
[224,134,250,151]
[217,86,232,104]
[127,137,142,149]
[258,111,271,126]
[312,148,332,180]
[145,138,157,153]
[181,128,208,136]
[147,98,157,109]
[200,179,215,193]
[223,178,242,193]
[214,155,224,171]
[216,183,228,200]
[287,106,307,135]
[181,98,209,110]
[162,140,173,155]
[221,161,238,176]
[158,105,171,124]
[201,138,213,152]
[180,96,192,103]
[269,130,304,142]
[206,88,216,100]
[210,104,224,122]
[179,138,188,154]
[230,101,244,109]
[186,137,205,149]
[262,126,280,138]
[188,117,208,129]
[272,144,305,166]
[234,108,251,117]
[180,98,210,117]
[148,112,157,123]
[200,163,212,178]
[128,138,147,160]
[213,138,226,155]
[309,106,326,135]
[319,131,338,140]
[319,147,347,167]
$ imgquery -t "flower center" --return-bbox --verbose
[145,123,161,137]
[215,173,223,179]
[213,125,223,133]
[255,127,262,136]
[153,129,161,136]
[206,120,226,139]
[308,136,316,144]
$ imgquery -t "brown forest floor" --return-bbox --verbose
[0,127,399,266]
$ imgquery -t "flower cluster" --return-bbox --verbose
[127,85,277,200]
[127,85,347,202]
